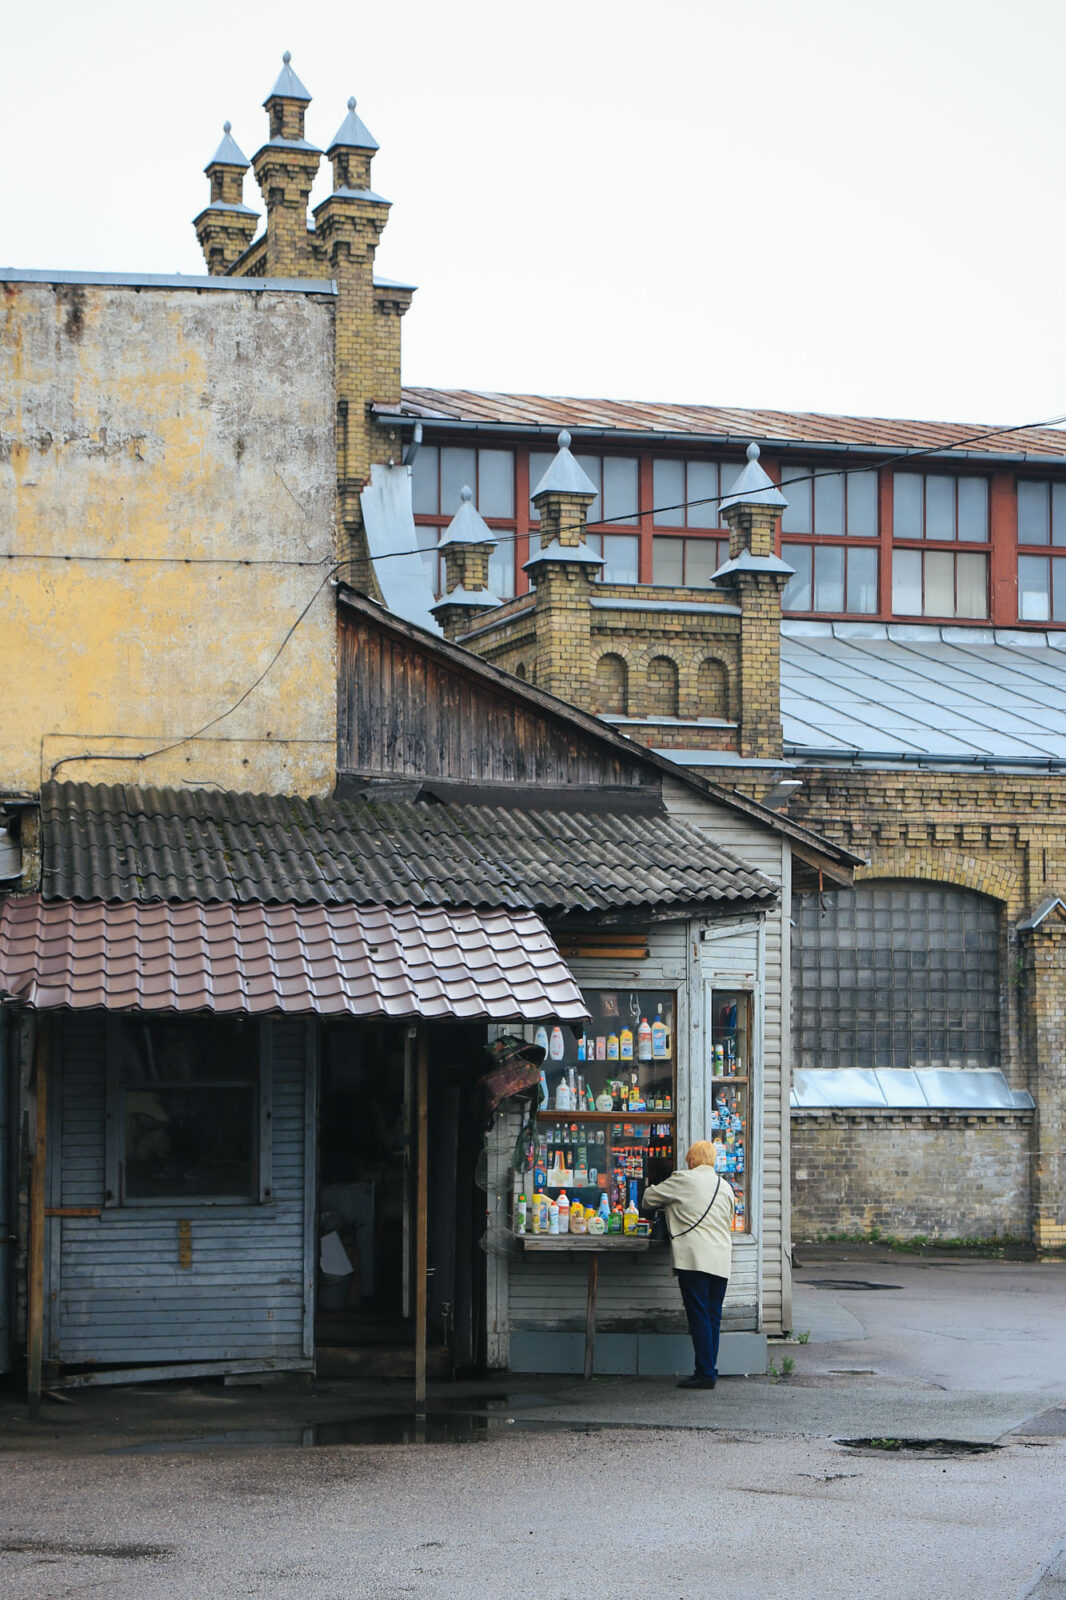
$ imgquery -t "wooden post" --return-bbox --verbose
[414,1028,429,1414]
[583,1253,599,1381]
[27,1019,48,1418]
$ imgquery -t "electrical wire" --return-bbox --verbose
[48,562,349,780]
[39,402,1066,782]
[399,408,1066,557]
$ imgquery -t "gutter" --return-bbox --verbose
[786,747,1066,772]
[374,408,1066,469]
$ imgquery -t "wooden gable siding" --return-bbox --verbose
[338,610,657,790]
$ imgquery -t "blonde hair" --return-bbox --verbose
[685,1140,717,1169]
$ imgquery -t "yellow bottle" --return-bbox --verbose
[623,1186,639,1236]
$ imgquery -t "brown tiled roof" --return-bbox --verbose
[41,782,776,916]
[396,387,1066,460]
[0,895,588,1020]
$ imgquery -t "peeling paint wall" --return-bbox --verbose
[0,281,338,794]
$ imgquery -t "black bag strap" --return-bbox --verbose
[663,1174,722,1241]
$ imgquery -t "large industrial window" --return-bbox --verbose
[792,882,1000,1072]
[105,1017,270,1205]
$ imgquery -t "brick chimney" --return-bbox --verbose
[250,53,321,276]
[523,431,602,704]
[430,486,501,641]
[713,442,791,760]
[193,122,260,275]
[313,94,414,588]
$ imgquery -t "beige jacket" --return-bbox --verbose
[643,1165,734,1278]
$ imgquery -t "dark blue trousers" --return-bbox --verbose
[677,1269,729,1380]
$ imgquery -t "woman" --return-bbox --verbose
[643,1141,734,1390]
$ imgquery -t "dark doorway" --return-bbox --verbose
[315,1020,488,1376]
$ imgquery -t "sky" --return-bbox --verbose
[4,0,1065,427]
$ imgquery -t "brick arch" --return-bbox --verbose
[514,661,528,681]
[590,651,628,715]
[856,853,1020,908]
[696,654,732,721]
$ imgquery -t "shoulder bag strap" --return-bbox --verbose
[663,1174,722,1241]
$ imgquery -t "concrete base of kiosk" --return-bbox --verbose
[508,1329,767,1377]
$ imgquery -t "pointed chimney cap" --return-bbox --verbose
[718,442,788,512]
[531,430,597,500]
[438,485,497,549]
[264,51,312,105]
[205,121,250,172]
[327,95,380,154]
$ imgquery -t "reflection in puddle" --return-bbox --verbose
[113,1410,602,1454]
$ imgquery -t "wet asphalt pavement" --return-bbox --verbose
[2,1253,1064,1600]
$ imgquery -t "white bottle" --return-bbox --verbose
[549,1026,565,1061]
[556,1191,570,1234]
[534,1025,549,1056]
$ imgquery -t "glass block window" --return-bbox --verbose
[792,882,1000,1071]
[893,472,989,541]
[412,445,515,519]
[652,536,728,586]
[1017,480,1066,547]
[1018,554,1066,622]
[892,549,987,618]
[781,464,878,538]
[652,459,730,529]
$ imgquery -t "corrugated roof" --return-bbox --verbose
[395,388,1066,460]
[41,783,776,915]
[0,896,586,1021]
[781,622,1066,763]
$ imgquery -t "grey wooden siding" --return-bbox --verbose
[338,610,658,790]
[661,777,790,1334]
[48,1016,312,1369]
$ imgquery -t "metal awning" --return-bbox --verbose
[0,895,587,1022]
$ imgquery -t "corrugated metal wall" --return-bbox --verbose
[47,1015,313,1370]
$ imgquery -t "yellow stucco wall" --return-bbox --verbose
[0,279,338,795]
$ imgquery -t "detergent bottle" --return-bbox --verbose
[556,1191,570,1234]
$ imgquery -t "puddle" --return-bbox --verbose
[112,1411,613,1454]
[0,1538,172,1561]
[838,1436,1001,1457]
[806,1280,903,1291]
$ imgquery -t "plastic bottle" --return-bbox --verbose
[577,1033,587,1062]
[549,1025,565,1061]
[637,1017,652,1060]
[651,1005,669,1059]
[557,1191,570,1234]
[548,1200,560,1235]
[534,1024,549,1056]
[620,1026,633,1061]
[598,1192,610,1223]
[607,1033,619,1061]
[570,1200,586,1235]
[538,1069,550,1109]
[623,1185,639,1235]
[534,1145,547,1192]
[515,1195,527,1235]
